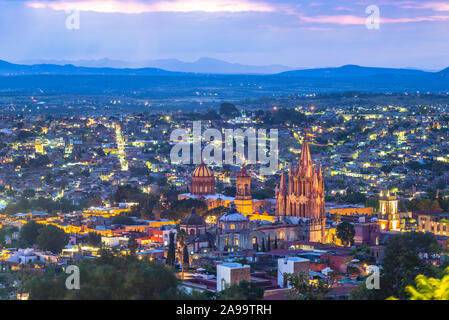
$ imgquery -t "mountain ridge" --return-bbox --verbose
[277,64,429,78]
[1,60,449,94]
[17,57,295,75]
[3,59,447,77]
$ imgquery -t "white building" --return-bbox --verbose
[277,257,310,288]
[101,236,129,247]
[216,263,250,291]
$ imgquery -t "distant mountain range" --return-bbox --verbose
[3,59,449,77]
[0,60,179,76]
[1,59,449,95]
[276,64,429,77]
[18,57,295,75]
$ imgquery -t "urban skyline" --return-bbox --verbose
[1,0,449,305]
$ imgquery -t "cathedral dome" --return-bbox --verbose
[190,160,215,196]
[219,204,249,222]
[193,162,213,178]
[180,208,205,226]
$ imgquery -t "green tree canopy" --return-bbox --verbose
[391,267,449,300]
[217,280,264,300]
[350,232,440,300]
[19,221,44,247]
[219,102,240,118]
[25,250,181,300]
[22,189,36,199]
[285,272,330,300]
[111,215,136,226]
[336,222,355,247]
[251,188,275,200]
[111,185,145,203]
[166,232,176,266]
[37,225,69,254]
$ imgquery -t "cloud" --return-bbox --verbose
[26,0,277,14]
[300,14,365,25]
[299,13,449,25]
[22,0,449,26]
[397,1,449,12]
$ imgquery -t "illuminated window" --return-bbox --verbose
[234,239,239,246]
[230,224,236,230]
[252,237,257,244]
[279,232,285,240]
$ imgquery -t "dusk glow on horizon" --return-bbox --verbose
[0,0,448,69]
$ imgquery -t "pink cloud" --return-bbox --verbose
[300,13,449,25]
[26,0,277,14]
[398,1,449,12]
[300,14,365,25]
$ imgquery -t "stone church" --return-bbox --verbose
[275,138,326,243]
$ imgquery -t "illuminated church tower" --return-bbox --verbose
[275,137,326,243]
[35,138,45,155]
[378,190,400,231]
[234,166,253,215]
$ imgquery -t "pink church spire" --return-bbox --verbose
[279,171,287,194]
[299,138,312,170]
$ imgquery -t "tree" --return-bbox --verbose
[87,197,102,207]
[437,178,447,191]
[111,185,144,203]
[365,197,380,212]
[3,197,80,216]
[274,236,278,250]
[217,280,264,300]
[111,215,136,226]
[183,246,189,266]
[344,192,366,204]
[37,225,69,254]
[251,188,275,200]
[390,267,449,300]
[219,102,240,118]
[176,229,189,278]
[285,272,330,300]
[0,226,18,247]
[128,237,138,255]
[166,232,176,266]
[261,238,266,252]
[19,221,43,247]
[151,203,165,220]
[267,237,271,252]
[336,222,355,247]
[351,232,440,300]
[22,189,36,199]
[25,250,181,300]
[85,232,102,247]
[167,199,207,220]
[130,194,159,220]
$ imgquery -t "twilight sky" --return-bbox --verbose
[1,0,449,70]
